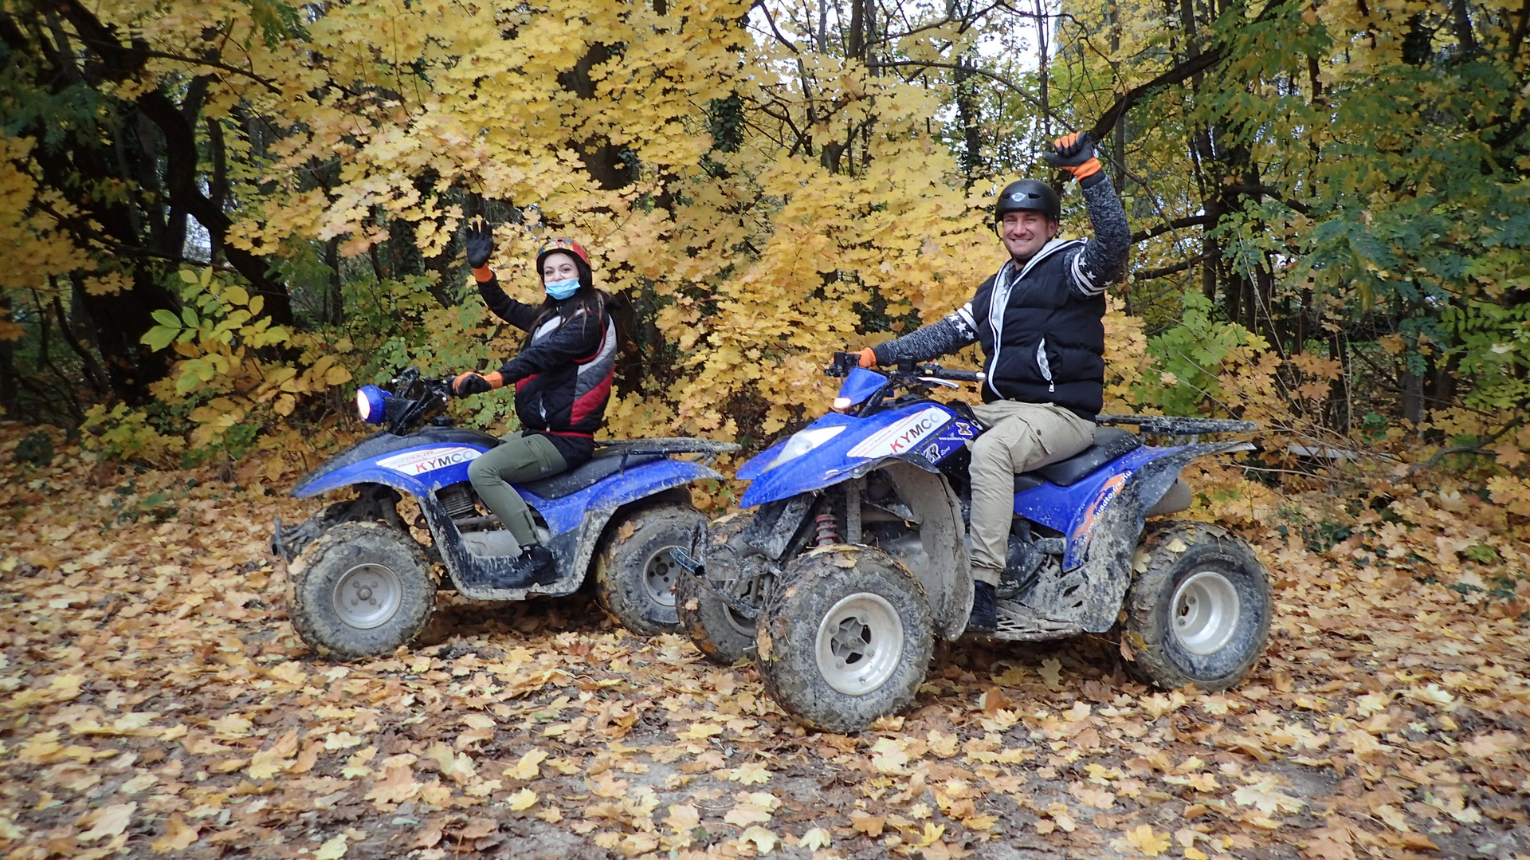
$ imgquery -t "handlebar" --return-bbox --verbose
[827,351,983,384]
[379,369,455,433]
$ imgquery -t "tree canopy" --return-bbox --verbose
[0,0,1526,494]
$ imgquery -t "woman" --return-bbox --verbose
[451,221,617,588]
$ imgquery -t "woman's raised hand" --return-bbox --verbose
[465,219,495,269]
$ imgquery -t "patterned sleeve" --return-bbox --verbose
[870,302,980,366]
[477,275,540,331]
[1064,174,1130,298]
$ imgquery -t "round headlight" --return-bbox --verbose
[356,385,388,424]
[765,425,846,471]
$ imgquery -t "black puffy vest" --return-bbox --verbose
[970,240,1105,419]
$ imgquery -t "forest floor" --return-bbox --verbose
[1,423,1528,860]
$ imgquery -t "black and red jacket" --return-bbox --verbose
[478,275,616,464]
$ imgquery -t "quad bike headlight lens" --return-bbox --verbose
[765,425,846,471]
[356,385,389,424]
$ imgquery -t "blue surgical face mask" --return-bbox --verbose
[544,278,580,300]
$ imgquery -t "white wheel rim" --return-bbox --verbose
[643,548,679,608]
[1170,568,1241,656]
[723,607,754,637]
[815,592,904,696]
[705,552,758,637]
[333,563,403,629]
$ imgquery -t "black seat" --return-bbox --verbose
[1014,427,1141,490]
[521,450,665,499]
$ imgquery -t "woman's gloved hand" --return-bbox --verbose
[856,347,878,369]
[1043,132,1101,182]
[452,371,504,397]
[465,220,495,277]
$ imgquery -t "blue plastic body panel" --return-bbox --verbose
[837,367,887,406]
[294,429,499,499]
[737,400,974,509]
[519,458,721,535]
[1012,443,1194,568]
[295,430,721,538]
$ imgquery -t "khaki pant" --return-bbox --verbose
[467,430,567,547]
[967,401,1096,585]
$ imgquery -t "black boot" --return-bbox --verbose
[968,580,998,633]
[488,545,558,589]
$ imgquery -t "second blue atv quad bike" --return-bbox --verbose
[676,353,1271,733]
[273,368,736,659]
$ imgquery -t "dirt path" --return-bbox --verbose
[2,441,1527,860]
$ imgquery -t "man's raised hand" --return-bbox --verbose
[1044,132,1101,182]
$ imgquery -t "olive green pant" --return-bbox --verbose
[968,401,1096,585]
[467,430,567,547]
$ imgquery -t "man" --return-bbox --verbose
[855,132,1130,632]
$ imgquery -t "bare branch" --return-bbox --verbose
[1134,252,1212,280]
[872,59,1045,113]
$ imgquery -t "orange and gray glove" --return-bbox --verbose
[465,219,495,283]
[452,370,504,397]
[856,347,878,368]
[1044,132,1101,182]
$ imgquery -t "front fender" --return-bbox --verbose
[293,428,499,499]
[1073,441,1254,632]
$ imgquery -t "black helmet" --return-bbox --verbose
[994,179,1060,225]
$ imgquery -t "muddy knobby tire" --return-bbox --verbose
[677,562,757,666]
[1124,520,1272,692]
[756,546,933,733]
[678,511,764,665]
[288,522,436,660]
[594,505,707,636]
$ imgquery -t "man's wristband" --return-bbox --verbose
[1070,158,1102,181]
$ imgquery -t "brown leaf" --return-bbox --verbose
[850,811,885,837]
[365,765,421,807]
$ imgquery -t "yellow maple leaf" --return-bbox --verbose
[313,834,347,860]
[78,802,135,842]
[665,803,701,834]
[1117,824,1171,857]
[725,762,772,785]
[425,741,476,785]
[506,789,538,811]
[739,826,778,853]
[870,737,910,774]
[150,813,199,853]
[797,827,832,849]
[247,729,301,780]
[505,748,548,780]
[677,722,723,740]
[1038,658,1063,688]
[724,792,779,827]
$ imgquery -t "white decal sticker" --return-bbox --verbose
[848,406,952,460]
[377,446,482,476]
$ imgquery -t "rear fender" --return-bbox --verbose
[1071,441,1254,632]
[521,459,723,537]
[434,459,722,601]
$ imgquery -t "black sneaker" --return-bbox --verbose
[489,544,559,589]
[968,581,998,633]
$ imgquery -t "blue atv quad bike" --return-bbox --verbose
[676,353,1271,733]
[272,368,736,659]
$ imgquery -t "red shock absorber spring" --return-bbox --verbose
[814,513,840,546]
